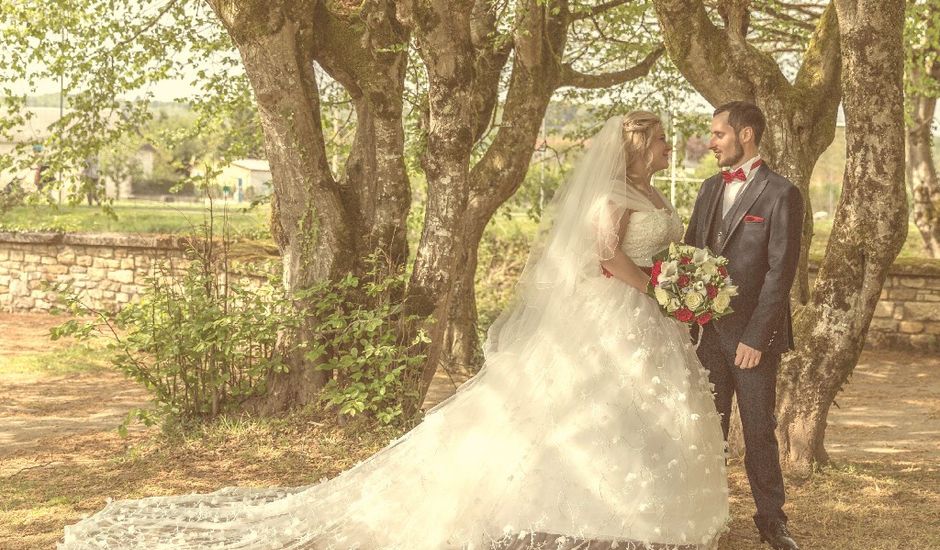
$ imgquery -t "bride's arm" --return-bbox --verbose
[601,249,652,291]
[598,210,652,292]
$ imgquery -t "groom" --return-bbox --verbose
[684,101,803,550]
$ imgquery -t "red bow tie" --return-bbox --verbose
[721,168,746,184]
[721,159,763,184]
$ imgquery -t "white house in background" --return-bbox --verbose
[218,158,272,202]
[105,143,157,200]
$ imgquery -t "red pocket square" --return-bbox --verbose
[744,214,764,223]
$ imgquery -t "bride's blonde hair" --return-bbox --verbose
[621,110,663,178]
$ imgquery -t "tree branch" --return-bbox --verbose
[717,0,752,37]
[652,0,751,104]
[569,0,632,21]
[112,0,182,52]
[754,2,819,31]
[793,2,841,125]
[467,0,567,214]
[559,45,665,89]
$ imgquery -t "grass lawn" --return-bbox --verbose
[0,344,112,380]
[0,200,271,238]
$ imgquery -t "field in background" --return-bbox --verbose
[0,200,271,238]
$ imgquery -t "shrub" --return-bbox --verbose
[51,234,426,429]
[51,240,295,431]
[298,257,429,425]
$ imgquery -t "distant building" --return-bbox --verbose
[218,158,272,202]
[136,143,157,179]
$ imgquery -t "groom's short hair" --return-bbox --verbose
[714,101,766,146]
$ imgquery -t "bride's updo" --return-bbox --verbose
[621,110,663,175]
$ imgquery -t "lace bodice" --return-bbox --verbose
[611,185,684,267]
[621,208,684,267]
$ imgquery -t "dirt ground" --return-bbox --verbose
[1,312,938,549]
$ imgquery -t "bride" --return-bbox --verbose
[62,112,730,549]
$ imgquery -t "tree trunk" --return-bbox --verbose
[907,78,940,258]
[314,1,412,273]
[442,234,483,376]
[405,0,587,408]
[400,1,523,410]
[208,3,355,413]
[776,0,908,473]
[209,1,413,414]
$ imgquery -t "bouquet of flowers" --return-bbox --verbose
[648,243,738,327]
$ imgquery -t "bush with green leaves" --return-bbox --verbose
[298,260,429,425]
[51,246,296,430]
[51,241,428,429]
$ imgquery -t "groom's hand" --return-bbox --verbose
[735,342,762,369]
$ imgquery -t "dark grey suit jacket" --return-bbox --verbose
[684,164,804,356]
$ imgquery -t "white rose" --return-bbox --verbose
[685,291,705,310]
[713,291,732,313]
[693,248,710,264]
[654,287,670,305]
[701,260,719,276]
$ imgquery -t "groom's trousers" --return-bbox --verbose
[696,324,787,524]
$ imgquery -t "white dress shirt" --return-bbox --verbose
[721,155,763,218]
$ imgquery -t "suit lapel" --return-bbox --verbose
[718,164,771,254]
[700,175,723,249]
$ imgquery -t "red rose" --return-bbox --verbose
[651,260,663,277]
[651,273,659,286]
[680,256,692,265]
[706,285,718,298]
[677,275,691,288]
[696,312,713,325]
[718,266,728,277]
[675,308,694,323]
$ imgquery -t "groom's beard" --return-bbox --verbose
[718,140,745,168]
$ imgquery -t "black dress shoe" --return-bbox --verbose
[756,518,799,550]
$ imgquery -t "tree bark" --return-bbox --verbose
[776,0,908,473]
[208,1,352,412]
[907,62,940,258]
[313,1,412,273]
[436,0,570,379]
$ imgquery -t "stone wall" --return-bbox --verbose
[866,266,940,352]
[0,232,191,312]
[3,231,939,351]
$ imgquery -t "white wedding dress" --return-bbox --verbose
[62,117,729,549]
